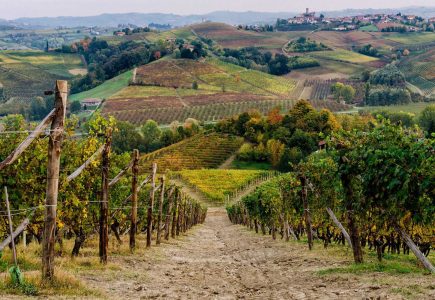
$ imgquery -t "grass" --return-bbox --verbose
[311,49,379,63]
[70,70,133,102]
[230,159,272,170]
[361,102,434,115]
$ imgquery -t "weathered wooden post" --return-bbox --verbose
[164,188,175,240]
[156,175,165,245]
[171,190,179,238]
[99,128,112,264]
[4,187,17,265]
[42,80,67,281]
[300,175,313,250]
[130,149,139,252]
[147,163,157,248]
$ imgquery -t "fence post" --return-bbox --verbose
[42,80,67,281]
[4,187,17,265]
[130,149,139,252]
[99,129,112,264]
[147,163,157,248]
[156,175,165,245]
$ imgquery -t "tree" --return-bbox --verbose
[192,81,199,90]
[342,85,356,103]
[70,101,82,113]
[419,104,435,135]
[266,139,285,168]
[112,121,145,153]
[141,120,162,152]
[331,83,355,103]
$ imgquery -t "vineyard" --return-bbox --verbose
[304,79,365,102]
[227,122,435,274]
[0,50,84,102]
[0,81,207,296]
[105,98,352,125]
[172,169,278,204]
[139,133,244,172]
[397,49,435,98]
[100,58,306,124]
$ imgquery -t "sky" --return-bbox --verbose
[0,0,434,19]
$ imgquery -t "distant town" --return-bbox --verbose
[246,8,435,32]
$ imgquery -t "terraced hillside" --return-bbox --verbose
[191,22,303,50]
[139,133,244,173]
[0,50,85,101]
[397,48,435,98]
[102,58,310,124]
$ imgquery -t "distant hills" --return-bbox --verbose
[4,6,435,29]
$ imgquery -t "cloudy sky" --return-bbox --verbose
[1,0,434,19]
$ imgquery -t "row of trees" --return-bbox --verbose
[111,118,201,154]
[218,47,319,75]
[227,120,434,269]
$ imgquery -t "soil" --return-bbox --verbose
[80,208,435,299]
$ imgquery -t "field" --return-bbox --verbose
[385,32,435,45]
[0,50,85,101]
[69,70,133,102]
[139,133,244,172]
[309,31,399,50]
[101,58,332,124]
[175,169,273,203]
[359,25,379,32]
[310,49,379,64]
[192,22,304,50]
[361,102,435,115]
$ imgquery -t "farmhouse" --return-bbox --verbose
[82,98,102,109]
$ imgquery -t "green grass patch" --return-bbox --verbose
[362,102,434,115]
[311,49,379,63]
[230,159,272,170]
[70,70,133,102]
[359,24,379,32]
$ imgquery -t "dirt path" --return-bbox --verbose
[218,153,236,169]
[80,208,434,299]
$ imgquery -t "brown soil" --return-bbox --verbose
[80,208,435,299]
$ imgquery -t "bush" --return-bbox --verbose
[70,101,82,113]
[366,88,411,106]
[369,64,405,87]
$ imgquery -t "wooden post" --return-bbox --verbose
[147,163,157,248]
[22,230,27,248]
[156,175,165,245]
[42,80,67,281]
[300,176,313,250]
[99,129,112,264]
[164,188,175,240]
[171,190,179,238]
[395,225,435,273]
[0,218,30,252]
[130,149,139,252]
[326,207,352,249]
[4,187,17,265]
